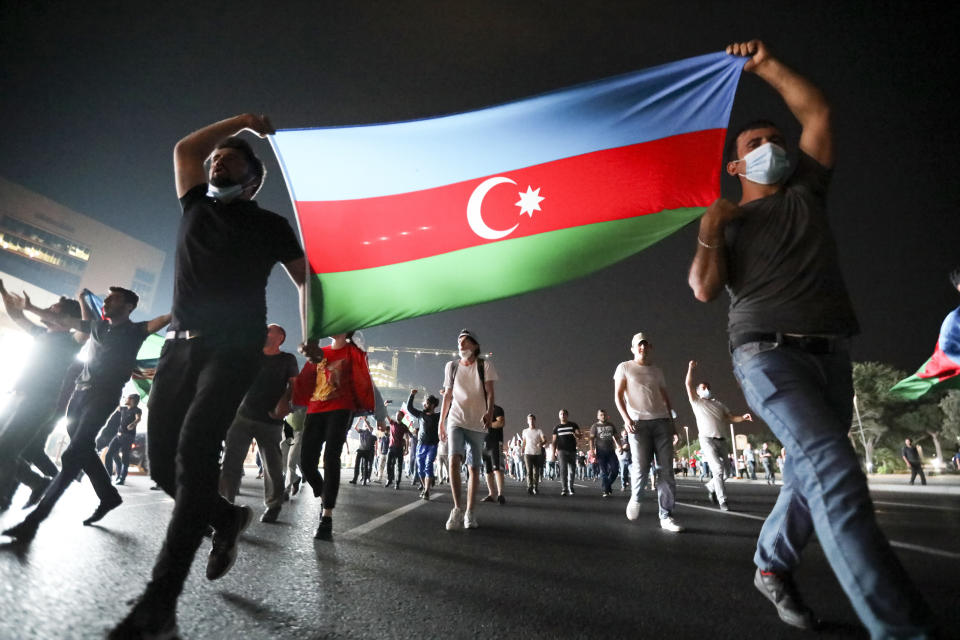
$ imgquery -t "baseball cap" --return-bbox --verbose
[631,332,650,346]
[458,329,479,343]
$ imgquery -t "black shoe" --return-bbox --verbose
[394,484,400,490]
[115,478,125,486]
[108,594,178,640]
[24,477,52,509]
[498,495,506,505]
[149,484,161,491]
[3,518,39,542]
[527,487,533,495]
[83,494,123,525]
[753,568,818,630]
[482,495,495,503]
[291,477,302,496]
[206,505,253,580]
[349,479,357,484]
[422,489,430,500]
[314,515,333,540]
[260,506,281,523]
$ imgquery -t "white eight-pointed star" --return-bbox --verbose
[515,186,545,217]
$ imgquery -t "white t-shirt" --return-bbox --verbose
[522,427,544,455]
[443,358,499,432]
[690,396,729,439]
[613,360,670,421]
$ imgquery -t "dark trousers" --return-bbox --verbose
[908,462,926,485]
[596,449,620,493]
[557,450,576,491]
[300,410,352,509]
[143,335,262,605]
[0,393,60,501]
[386,446,404,486]
[26,387,121,525]
[105,435,134,481]
[524,454,541,489]
[353,448,374,482]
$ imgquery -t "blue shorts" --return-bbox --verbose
[446,426,486,468]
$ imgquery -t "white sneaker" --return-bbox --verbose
[445,507,464,531]
[625,500,641,521]
[463,510,478,529]
[660,516,684,532]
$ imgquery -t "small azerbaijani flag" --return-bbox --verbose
[270,52,746,337]
[890,306,960,400]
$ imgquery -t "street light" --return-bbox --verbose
[683,425,690,457]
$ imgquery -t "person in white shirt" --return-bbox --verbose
[439,329,498,530]
[614,332,683,532]
[521,415,545,495]
[685,360,752,511]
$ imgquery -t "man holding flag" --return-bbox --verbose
[110,115,309,639]
[688,40,933,637]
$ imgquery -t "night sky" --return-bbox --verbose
[2,2,958,439]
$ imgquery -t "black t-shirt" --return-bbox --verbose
[238,351,299,424]
[358,428,377,451]
[117,405,142,440]
[485,405,505,448]
[77,319,149,396]
[902,445,921,464]
[725,152,859,338]
[14,328,81,396]
[553,422,580,452]
[406,392,440,446]
[590,421,617,454]
[171,185,304,335]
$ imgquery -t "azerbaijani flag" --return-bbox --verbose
[891,306,960,399]
[270,52,746,337]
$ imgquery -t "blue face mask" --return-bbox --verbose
[206,182,244,203]
[737,142,789,185]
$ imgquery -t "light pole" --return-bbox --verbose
[683,425,690,457]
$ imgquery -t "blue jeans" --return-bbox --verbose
[596,449,619,493]
[732,340,932,639]
[417,443,438,480]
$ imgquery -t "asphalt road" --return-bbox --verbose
[1,470,957,639]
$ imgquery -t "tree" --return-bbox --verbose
[941,390,960,442]
[852,361,909,470]
[894,401,944,463]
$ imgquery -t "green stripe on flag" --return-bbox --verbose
[310,207,704,336]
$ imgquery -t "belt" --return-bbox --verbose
[165,329,202,340]
[729,332,843,354]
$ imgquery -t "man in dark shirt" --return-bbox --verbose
[104,394,143,485]
[480,404,506,505]
[386,412,409,489]
[406,389,440,500]
[0,282,84,511]
[109,115,309,639]
[589,409,622,498]
[901,438,926,486]
[688,40,932,637]
[219,324,299,523]
[551,409,581,496]
[349,416,377,486]
[4,287,169,540]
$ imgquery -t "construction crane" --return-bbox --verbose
[366,345,494,390]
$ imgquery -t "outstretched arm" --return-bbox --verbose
[145,313,172,335]
[684,360,699,404]
[727,40,832,168]
[0,281,43,334]
[174,114,275,198]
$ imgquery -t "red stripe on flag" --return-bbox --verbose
[919,343,960,382]
[295,129,724,273]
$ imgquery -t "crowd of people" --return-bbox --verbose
[0,39,938,639]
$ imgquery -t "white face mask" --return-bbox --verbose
[459,348,473,360]
[737,142,789,185]
[206,182,244,203]
[697,388,712,399]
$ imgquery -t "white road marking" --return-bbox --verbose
[674,501,960,560]
[340,495,444,540]
[873,500,960,513]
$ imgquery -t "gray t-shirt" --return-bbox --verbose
[725,152,859,338]
[590,421,618,454]
[690,397,729,440]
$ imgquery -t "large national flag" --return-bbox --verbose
[891,306,960,399]
[270,52,746,337]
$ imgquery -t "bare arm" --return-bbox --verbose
[439,385,453,443]
[614,376,634,433]
[282,256,314,352]
[685,360,698,404]
[727,40,832,168]
[145,313,172,335]
[174,114,275,198]
[0,281,43,334]
[483,381,495,428]
[688,199,742,302]
[727,412,753,424]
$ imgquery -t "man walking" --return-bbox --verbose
[687,40,932,636]
[614,333,683,532]
[759,442,776,484]
[685,361,752,510]
[109,114,308,638]
[521,414,545,494]
[551,409,580,496]
[589,409,622,497]
[349,417,377,486]
[104,394,143,485]
[901,438,926,486]
[385,411,408,489]
[440,329,498,530]
[481,405,506,504]
[743,442,757,480]
[218,323,299,523]
[4,287,168,540]
[406,389,440,499]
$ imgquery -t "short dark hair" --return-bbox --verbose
[268,323,287,342]
[726,119,781,162]
[109,286,139,309]
[127,394,141,405]
[214,136,266,196]
[57,297,82,319]
[426,394,439,408]
[527,413,536,419]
